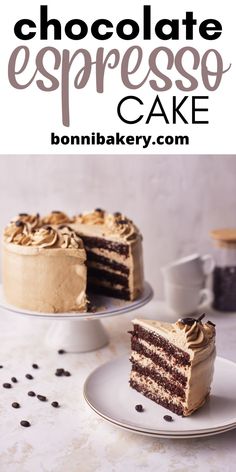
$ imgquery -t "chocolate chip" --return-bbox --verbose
[15,220,24,227]
[20,420,31,428]
[11,377,18,383]
[36,213,40,218]
[12,402,20,409]
[32,364,39,369]
[51,211,61,214]
[179,317,196,326]
[163,415,173,422]
[0,365,3,369]
[28,391,36,397]
[3,383,12,389]
[197,313,205,322]
[25,374,33,380]
[117,219,128,225]
[37,394,47,402]
[94,208,104,213]
[135,404,144,412]
[64,371,71,377]
[55,371,63,377]
[207,320,216,327]
[51,401,59,408]
[58,349,66,355]
[19,213,28,217]
[114,212,121,217]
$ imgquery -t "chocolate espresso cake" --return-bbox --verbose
[129,316,216,416]
[2,209,144,312]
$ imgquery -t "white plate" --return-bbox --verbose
[84,356,236,438]
[0,282,153,320]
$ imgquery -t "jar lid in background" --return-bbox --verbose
[210,228,236,248]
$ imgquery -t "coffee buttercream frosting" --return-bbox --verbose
[74,209,140,242]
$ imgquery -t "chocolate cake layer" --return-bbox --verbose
[130,339,187,386]
[131,325,190,366]
[88,267,129,287]
[130,364,186,398]
[130,379,184,416]
[86,251,130,275]
[87,283,131,300]
[82,236,129,257]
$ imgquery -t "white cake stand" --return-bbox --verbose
[0,282,153,353]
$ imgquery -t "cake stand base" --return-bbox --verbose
[46,319,109,353]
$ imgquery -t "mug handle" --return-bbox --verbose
[201,255,215,275]
[199,288,213,308]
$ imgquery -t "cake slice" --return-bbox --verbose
[129,315,216,416]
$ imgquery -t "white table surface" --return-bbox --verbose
[0,300,236,472]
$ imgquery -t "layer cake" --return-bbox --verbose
[2,209,144,312]
[129,316,216,416]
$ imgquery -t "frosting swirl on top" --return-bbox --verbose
[42,211,71,226]
[4,221,31,245]
[75,209,140,241]
[75,209,105,225]
[31,226,58,248]
[176,320,215,350]
[11,213,41,230]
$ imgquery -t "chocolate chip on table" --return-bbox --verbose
[12,402,20,409]
[58,349,66,355]
[64,371,71,377]
[51,401,60,408]
[11,377,18,383]
[37,394,47,402]
[32,363,39,369]
[55,368,64,377]
[135,404,144,412]
[0,365,3,369]
[3,383,12,389]
[28,391,36,397]
[163,415,173,422]
[20,420,31,428]
[25,374,33,380]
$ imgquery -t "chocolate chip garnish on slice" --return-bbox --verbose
[12,402,20,409]
[32,363,39,369]
[197,313,206,322]
[51,211,61,214]
[179,317,195,326]
[2,383,12,389]
[58,349,66,355]
[51,401,60,408]
[163,415,173,422]
[20,420,31,428]
[135,404,144,412]
[37,394,47,402]
[25,374,33,380]
[19,213,28,217]
[28,391,36,397]
[11,377,18,383]
[207,320,216,327]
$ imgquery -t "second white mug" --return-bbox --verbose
[164,282,213,316]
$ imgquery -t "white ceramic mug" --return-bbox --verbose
[164,282,213,316]
[162,253,215,287]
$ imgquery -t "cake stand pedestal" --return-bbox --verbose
[0,282,153,353]
[46,318,109,352]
